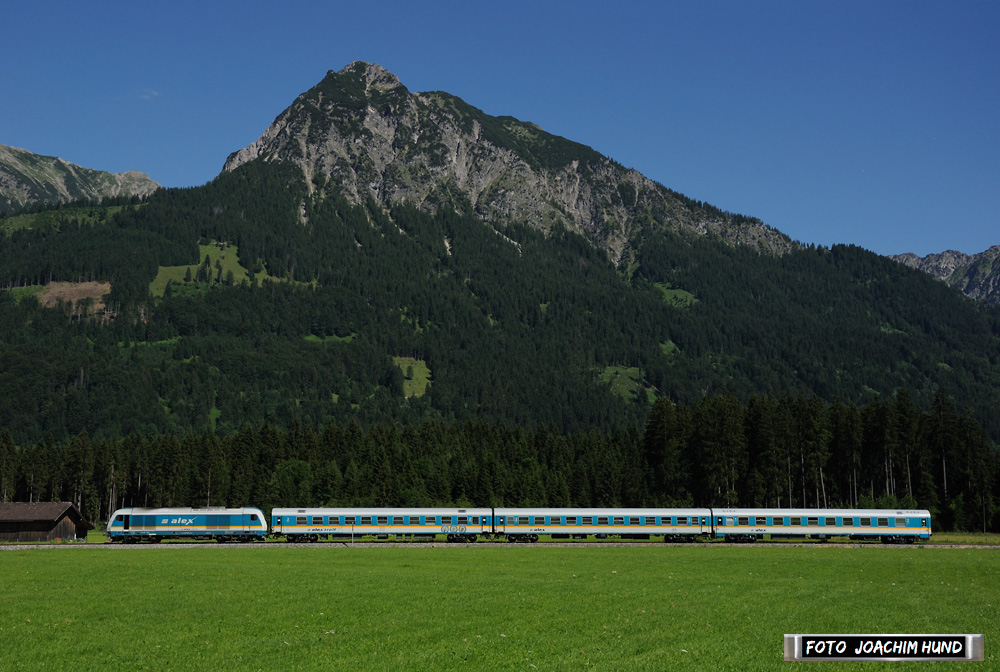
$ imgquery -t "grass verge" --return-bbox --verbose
[0,545,995,670]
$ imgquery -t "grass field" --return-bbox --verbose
[0,545,995,671]
[394,356,432,397]
[149,242,286,297]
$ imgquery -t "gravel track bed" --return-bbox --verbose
[2,542,997,550]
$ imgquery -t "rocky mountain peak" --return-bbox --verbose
[338,60,403,92]
[222,63,793,264]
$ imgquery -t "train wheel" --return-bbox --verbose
[466,535,478,543]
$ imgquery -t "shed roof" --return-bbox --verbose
[0,502,94,528]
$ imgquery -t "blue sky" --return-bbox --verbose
[3,1,997,256]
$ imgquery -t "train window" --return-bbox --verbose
[629,517,640,525]
[361,516,372,525]
[472,517,479,524]
[790,517,801,526]
[116,515,123,522]
[825,517,836,526]
[583,517,593,525]
[921,518,928,527]
[726,517,735,526]
[567,517,578,525]
[645,517,656,526]
[296,517,307,526]
[345,516,356,525]
[860,518,870,526]
[877,518,889,527]
[534,516,546,525]
[377,516,388,525]
[738,517,749,526]
[676,516,687,525]
[517,517,529,526]
[807,517,819,526]
[458,517,468,525]
[843,517,854,527]
[598,517,609,525]
[755,517,766,526]
[614,517,624,526]
[393,516,404,525]
[442,516,453,524]
[312,517,323,525]
[895,518,906,527]
[772,517,784,526]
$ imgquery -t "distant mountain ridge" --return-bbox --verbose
[223,61,793,264]
[0,143,160,214]
[891,246,1000,305]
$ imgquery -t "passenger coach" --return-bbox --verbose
[271,507,492,542]
[494,508,711,542]
[712,508,932,543]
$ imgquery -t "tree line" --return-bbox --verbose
[1,391,995,532]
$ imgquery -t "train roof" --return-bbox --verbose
[495,507,710,515]
[270,507,492,515]
[111,507,264,515]
[712,508,931,517]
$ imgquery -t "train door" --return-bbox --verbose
[496,515,506,535]
[243,512,251,534]
[123,515,130,531]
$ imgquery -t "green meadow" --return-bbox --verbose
[0,546,995,671]
[394,356,432,397]
[149,242,286,297]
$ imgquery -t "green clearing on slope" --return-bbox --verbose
[394,356,431,397]
[0,546,994,671]
[149,242,284,297]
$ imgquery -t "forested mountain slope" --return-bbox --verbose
[0,63,997,449]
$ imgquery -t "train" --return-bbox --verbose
[106,505,932,544]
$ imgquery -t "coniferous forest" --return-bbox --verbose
[1,160,999,530]
[0,392,994,532]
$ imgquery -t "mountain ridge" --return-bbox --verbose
[0,143,160,214]
[223,61,794,265]
[891,245,1000,305]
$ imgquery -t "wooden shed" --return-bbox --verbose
[0,502,93,542]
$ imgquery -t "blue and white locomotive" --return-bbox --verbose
[106,507,268,543]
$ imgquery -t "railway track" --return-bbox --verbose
[2,541,998,550]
